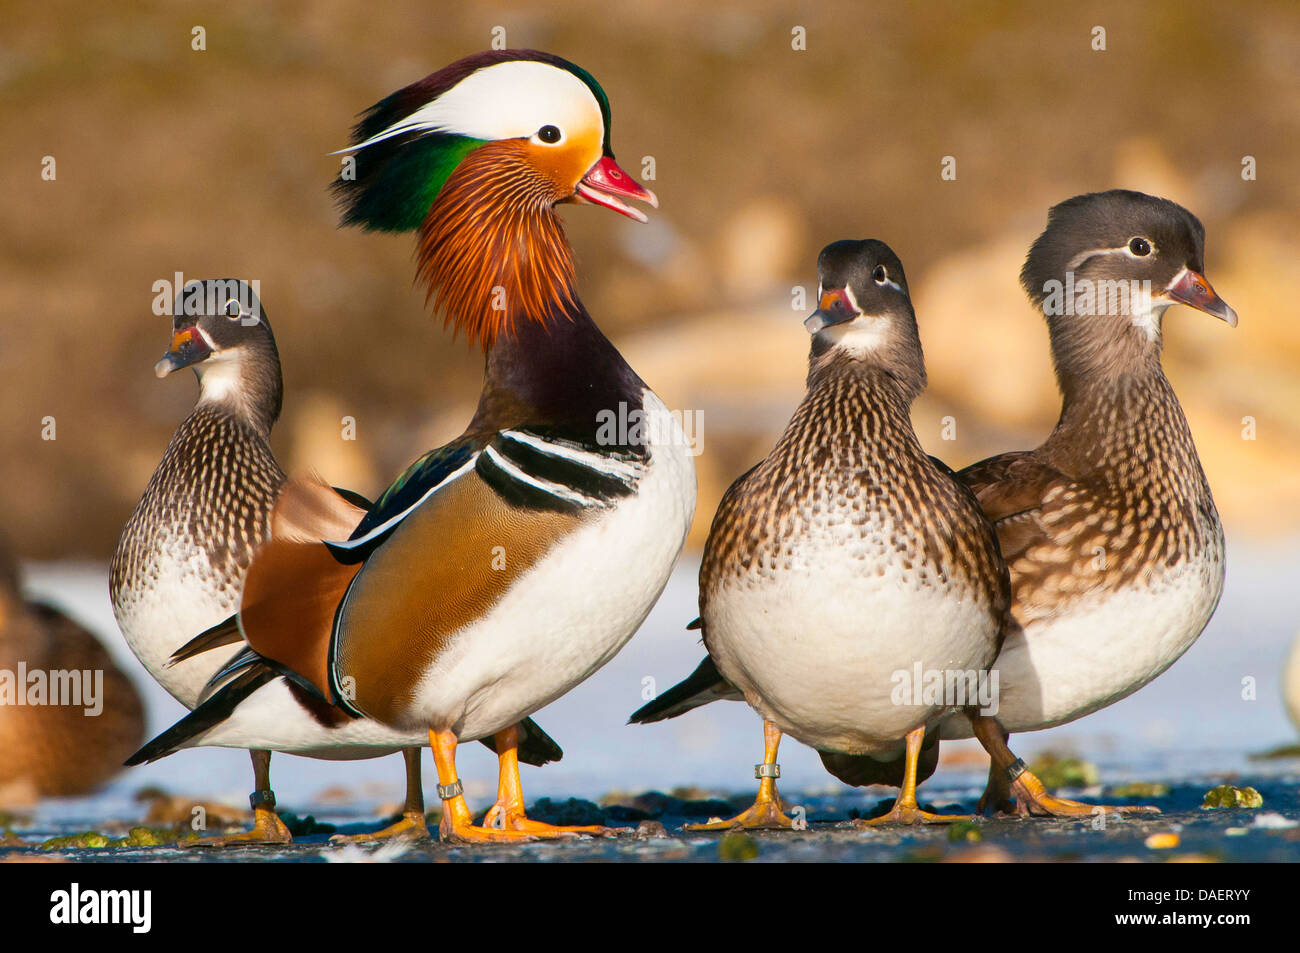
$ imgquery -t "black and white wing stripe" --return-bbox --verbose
[477,429,647,514]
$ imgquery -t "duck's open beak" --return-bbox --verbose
[1164,268,1238,327]
[154,326,212,378]
[575,156,658,223]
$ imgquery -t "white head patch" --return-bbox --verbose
[339,61,604,153]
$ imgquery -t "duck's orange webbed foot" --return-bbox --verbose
[182,794,293,848]
[1010,765,1161,817]
[330,811,431,844]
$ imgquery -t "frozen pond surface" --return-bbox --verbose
[6,536,1299,861]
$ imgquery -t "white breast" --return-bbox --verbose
[708,518,1001,756]
[111,527,244,709]
[944,549,1224,737]
[408,390,697,739]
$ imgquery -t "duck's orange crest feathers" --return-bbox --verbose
[417,140,578,349]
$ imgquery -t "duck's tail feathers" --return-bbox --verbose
[817,730,941,789]
[125,665,278,766]
[627,655,742,725]
[479,717,564,767]
[167,616,244,668]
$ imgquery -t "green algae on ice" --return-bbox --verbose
[947,819,983,843]
[1201,784,1264,809]
[718,832,759,861]
[40,826,194,850]
[1108,782,1171,798]
[1027,753,1099,789]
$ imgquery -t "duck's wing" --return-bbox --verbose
[238,429,644,721]
[166,483,377,669]
[229,473,373,699]
[958,450,1105,623]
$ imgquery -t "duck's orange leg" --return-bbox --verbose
[430,728,583,843]
[855,726,970,826]
[970,714,1160,817]
[686,721,796,831]
[481,724,606,836]
[331,747,431,843]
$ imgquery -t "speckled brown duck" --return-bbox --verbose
[632,240,1009,828]
[939,190,1235,816]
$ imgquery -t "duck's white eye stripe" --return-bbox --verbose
[1066,242,1157,271]
[844,285,863,313]
[334,61,602,154]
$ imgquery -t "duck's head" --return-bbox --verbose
[804,239,927,399]
[155,279,283,433]
[333,50,656,347]
[1020,190,1236,380]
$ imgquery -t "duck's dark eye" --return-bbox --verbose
[224,299,242,319]
[537,125,561,144]
[1128,237,1152,256]
[872,265,888,285]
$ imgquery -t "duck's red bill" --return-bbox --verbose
[1165,268,1238,327]
[575,156,658,223]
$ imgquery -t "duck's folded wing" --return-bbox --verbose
[959,450,1111,623]
[325,445,606,723]
[241,429,640,720]
[236,473,373,699]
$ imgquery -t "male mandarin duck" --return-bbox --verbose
[115,279,561,845]
[206,50,694,842]
[937,191,1235,816]
[0,537,145,799]
[632,240,1008,828]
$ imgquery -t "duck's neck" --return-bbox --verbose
[471,304,646,443]
[418,140,645,443]
[194,347,282,438]
[1042,361,1200,481]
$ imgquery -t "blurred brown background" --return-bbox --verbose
[2,0,1297,559]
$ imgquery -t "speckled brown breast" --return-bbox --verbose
[110,405,285,610]
[700,358,1009,631]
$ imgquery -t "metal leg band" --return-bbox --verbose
[754,763,781,780]
[249,789,277,810]
[436,780,464,800]
[1005,758,1028,783]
